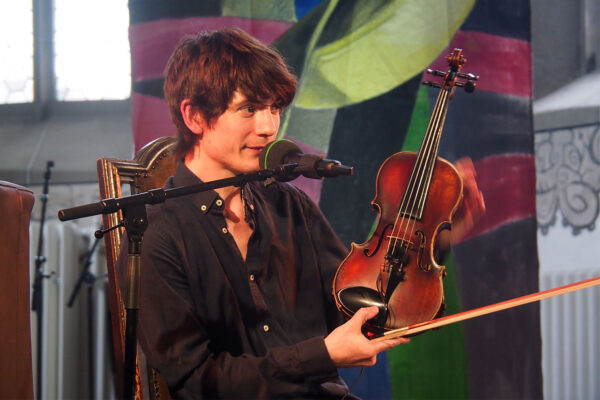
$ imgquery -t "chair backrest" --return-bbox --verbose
[0,181,35,400]
[97,136,177,400]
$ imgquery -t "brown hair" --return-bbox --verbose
[163,28,297,159]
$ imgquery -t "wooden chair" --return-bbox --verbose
[97,136,177,400]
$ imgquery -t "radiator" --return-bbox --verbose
[540,270,600,400]
[30,219,115,400]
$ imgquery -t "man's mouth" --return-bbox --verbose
[245,145,264,151]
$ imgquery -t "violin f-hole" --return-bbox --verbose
[364,223,393,257]
[415,230,431,272]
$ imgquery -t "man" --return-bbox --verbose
[130,27,483,398]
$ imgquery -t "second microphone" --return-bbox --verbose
[259,139,354,180]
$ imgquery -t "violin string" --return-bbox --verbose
[414,89,451,221]
[405,88,449,246]
[374,51,465,319]
[388,82,451,279]
[413,76,457,273]
[387,92,439,255]
[405,86,447,234]
[403,94,440,235]
[388,82,448,264]
[412,86,453,262]
[384,61,459,303]
[391,87,445,257]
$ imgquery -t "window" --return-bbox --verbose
[54,0,130,101]
[0,0,130,105]
[0,2,34,103]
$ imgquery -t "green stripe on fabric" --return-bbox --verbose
[387,255,469,399]
[222,0,297,21]
[401,84,430,152]
[283,107,338,152]
[386,83,469,399]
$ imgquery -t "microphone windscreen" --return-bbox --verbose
[259,139,301,169]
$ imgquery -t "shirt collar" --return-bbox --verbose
[172,162,220,215]
[171,162,257,217]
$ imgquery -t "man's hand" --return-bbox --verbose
[324,307,409,368]
[451,157,486,243]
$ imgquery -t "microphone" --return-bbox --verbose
[259,139,354,180]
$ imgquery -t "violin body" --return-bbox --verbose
[333,151,463,331]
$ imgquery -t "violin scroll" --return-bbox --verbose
[422,48,479,93]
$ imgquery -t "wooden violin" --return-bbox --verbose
[332,48,479,333]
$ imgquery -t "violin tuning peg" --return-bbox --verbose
[422,81,442,88]
[464,81,476,93]
[458,72,479,81]
[455,81,477,93]
[426,68,446,77]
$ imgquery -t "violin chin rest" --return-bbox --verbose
[337,286,388,326]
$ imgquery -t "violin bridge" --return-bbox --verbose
[386,236,414,250]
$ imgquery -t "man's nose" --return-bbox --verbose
[255,109,279,136]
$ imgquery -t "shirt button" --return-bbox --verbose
[222,227,228,234]
[249,274,255,281]
[263,324,269,332]
[216,199,223,207]
[201,205,207,211]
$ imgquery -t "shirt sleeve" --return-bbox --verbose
[117,207,342,399]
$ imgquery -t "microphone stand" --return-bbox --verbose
[31,160,54,400]
[57,166,296,400]
[67,235,101,400]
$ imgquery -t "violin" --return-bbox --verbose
[332,49,479,333]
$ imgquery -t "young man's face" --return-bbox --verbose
[193,90,281,179]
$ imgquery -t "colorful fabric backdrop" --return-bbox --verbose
[129,0,541,398]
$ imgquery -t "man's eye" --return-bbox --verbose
[242,105,256,113]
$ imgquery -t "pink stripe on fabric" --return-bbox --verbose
[457,154,536,243]
[130,17,293,82]
[283,138,326,205]
[132,92,176,151]
[424,30,532,98]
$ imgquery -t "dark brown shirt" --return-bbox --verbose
[125,163,352,398]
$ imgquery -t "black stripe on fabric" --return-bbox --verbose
[316,0,387,47]
[461,0,531,41]
[129,0,221,25]
[133,79,165,99]
[437,89,534,162]
[451,216,542,399]
[273,0,330,78]
[319,75,421,247]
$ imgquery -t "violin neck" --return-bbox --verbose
[396,48,470,221]
[419,85,453,169]
[400,86,454,220]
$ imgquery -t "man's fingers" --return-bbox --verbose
[373,336,410,352]
[352,306,379,325]
[455,157,475,175]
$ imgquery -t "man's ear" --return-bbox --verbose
[180,99,205,135]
